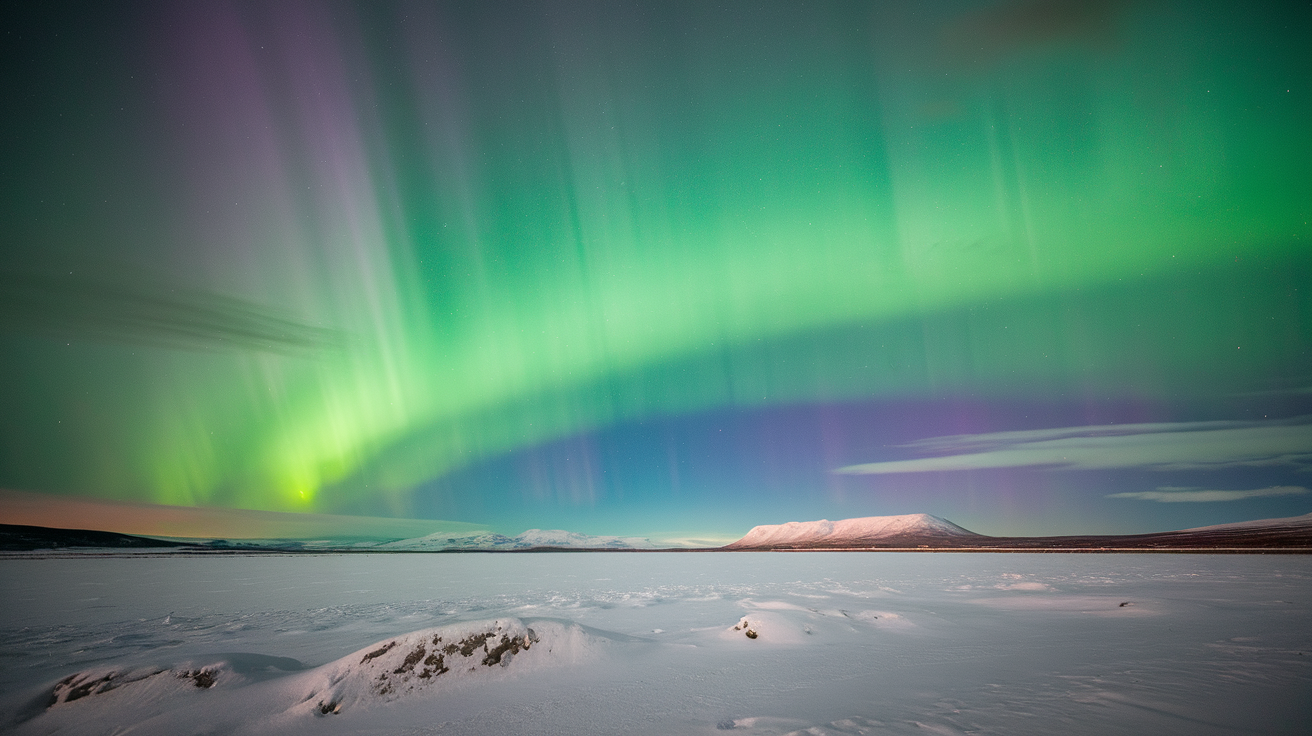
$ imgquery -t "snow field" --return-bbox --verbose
[1,552,1309,734]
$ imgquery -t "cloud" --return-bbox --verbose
[0,268,343,354]
[833,418,1312,475]
[654,536,739,549]
[1107,486,1309,503]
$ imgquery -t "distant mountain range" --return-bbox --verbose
[375,529,657,551]
[5,513,1311,552]
[722,513,1312,550]
[0,524,657,552]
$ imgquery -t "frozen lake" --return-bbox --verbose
[1,552,1309,735]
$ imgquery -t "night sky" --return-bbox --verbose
[1,0,1309,543]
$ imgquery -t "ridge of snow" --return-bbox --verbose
[728,514,978,548]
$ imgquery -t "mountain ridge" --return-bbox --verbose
[376,529,656,551]
[6,513,1311,553]
[722,513,1312,550]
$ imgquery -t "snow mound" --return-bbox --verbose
[46,665,223,708]
[290,618,594,715]
[31,619,599,724]
[725,514,980,549]
[722,613,810,645]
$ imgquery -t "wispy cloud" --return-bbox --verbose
[833,418,1312,475]
[1107,486,1309,503]
[0,268,344,354]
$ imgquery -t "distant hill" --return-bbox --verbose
[378,529,657,551]
[0,523,195,551]
[722,513,1312,551]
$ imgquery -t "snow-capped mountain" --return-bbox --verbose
[724,512,1312,550]
[377,529,656,551]
[724,514,982,550]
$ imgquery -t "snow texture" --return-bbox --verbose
[1,553,1309,734]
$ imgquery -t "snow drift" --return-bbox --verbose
[288,618,577,715]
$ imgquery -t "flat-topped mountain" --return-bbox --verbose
[723,513,1312,550]
[724,514,982,550]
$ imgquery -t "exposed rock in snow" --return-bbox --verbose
[724,514,982,549]
[731,617,759,639]
[295,619,553,715]
[46,663,229,710]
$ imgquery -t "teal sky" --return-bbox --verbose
[1,0,1309,541]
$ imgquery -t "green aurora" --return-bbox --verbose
[1,0,1308,538]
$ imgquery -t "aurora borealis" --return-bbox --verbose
[1,0,1309,543]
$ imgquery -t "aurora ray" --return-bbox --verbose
[1,0,1308,539]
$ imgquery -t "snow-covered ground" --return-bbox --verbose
[1,553,1308,735]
